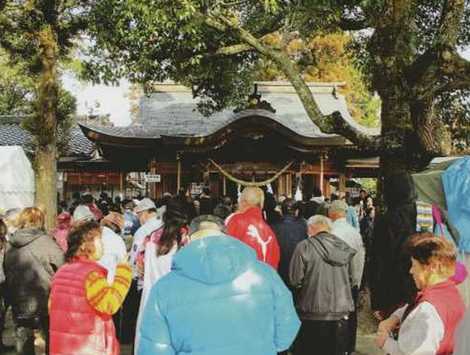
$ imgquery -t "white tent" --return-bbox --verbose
[0,146,35,211]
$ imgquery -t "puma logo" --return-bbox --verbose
[247,225,272,262]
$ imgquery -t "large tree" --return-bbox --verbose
[0,0,92,228]
[86,0,470,177]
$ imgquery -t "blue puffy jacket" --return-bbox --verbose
[138,234,300,355]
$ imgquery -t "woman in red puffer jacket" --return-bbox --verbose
[49,221,131,355]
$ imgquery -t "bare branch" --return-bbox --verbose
[322,111,379,148]
[215,43,253,55]
[200,15,227,32]
[215,31,277,55]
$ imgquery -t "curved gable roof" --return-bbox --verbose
[80,82,379,149]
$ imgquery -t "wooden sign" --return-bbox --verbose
[144,174,161,183]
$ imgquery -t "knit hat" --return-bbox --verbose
[134,198,157,214]
[329,200,348,214]
[73,205,95,222]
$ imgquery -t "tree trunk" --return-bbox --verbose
[35,143,57,230]
[34,26,59,230]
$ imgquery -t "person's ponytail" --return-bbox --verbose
[157,200,188,256]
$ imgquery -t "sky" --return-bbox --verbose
[61,72,132,127]
[62,48,470,128]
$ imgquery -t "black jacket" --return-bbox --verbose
[289,232,356,321]
[272,216,307,285]
[4,228,64,322]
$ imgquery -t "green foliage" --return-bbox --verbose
[71,0,470,161]
[255,32,380,127]
[0,50,35,115]
[84,0,286,112]
[357,177,377,194]
[0,1,91,141]
[0,1,80,154]
[436,89,470,153]
[85,1,380,123]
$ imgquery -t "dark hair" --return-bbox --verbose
[222,196,232,206]
[313,188,322,197]
[66,221,101,262]
[81,194,94,205]
[0,219,7,251]
[281,198,298,216]
[157,200,188,256]
[213,203,232,220]
[352,197,362,206]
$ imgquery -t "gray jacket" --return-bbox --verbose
[289,231,355,321]
[4,228,64,322]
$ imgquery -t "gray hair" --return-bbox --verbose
[189,214,225,234]
[307,215,333,231]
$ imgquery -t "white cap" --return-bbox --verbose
[73,205,95,222]
[134,198,157,213]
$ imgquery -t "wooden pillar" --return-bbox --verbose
[176,153,182,192]
[339,173,346,193]
[119,172,125,195]
[222,175,227,196]
[320,153,325,194]
[149,158,157,199]
[286,173,292,198]
[63,172,67,201]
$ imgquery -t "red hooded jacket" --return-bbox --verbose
[226,207,280,269]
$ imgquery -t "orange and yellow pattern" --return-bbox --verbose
[85,264,132,315]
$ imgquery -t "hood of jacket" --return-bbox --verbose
[310,232,355,266]
[172,234,257,285]
[9,228,44,248]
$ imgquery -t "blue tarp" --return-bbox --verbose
[442,157,470,252]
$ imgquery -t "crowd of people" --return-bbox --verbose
[0,184,468,355]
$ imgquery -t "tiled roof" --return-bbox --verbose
[0,123,33,151]
[64,127,96,157]
[80,82,379,142]
[0,121,95,158]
